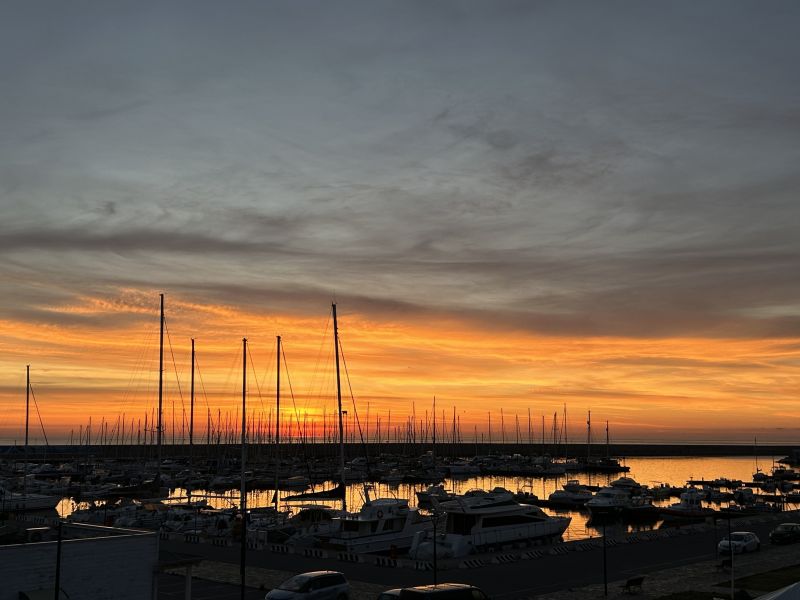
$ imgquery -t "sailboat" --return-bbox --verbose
[298,304,434,553]
[113,294,169,497]
[582,418,630,473]
[282,307,348,503]
[0,366,60,512]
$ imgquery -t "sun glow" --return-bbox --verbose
[0,290,798,445]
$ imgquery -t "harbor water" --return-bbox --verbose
[56,455,795,541]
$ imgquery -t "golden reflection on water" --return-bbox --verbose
[57,455,796,541]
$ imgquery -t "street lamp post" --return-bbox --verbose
[728,516,735,600]
[602,520,608,598]
[54,520,63,600]
[432,507,439,585]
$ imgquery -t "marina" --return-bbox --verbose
[2,452,797,545]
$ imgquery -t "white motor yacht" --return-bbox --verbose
[0,486,60,512]
[585,486,632,517]
[659,487,715,520]
[316,497,431,554]
[410,490,570,559]
[547,480,594,507]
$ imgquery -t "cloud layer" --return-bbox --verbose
[1,2,799,441]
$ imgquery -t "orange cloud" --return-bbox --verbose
[1,289,798,445]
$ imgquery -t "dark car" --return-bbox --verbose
[769,523,800,545]
[398,584,489,600]
[266,571,350,600]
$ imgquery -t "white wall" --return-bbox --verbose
[0,531,158,600]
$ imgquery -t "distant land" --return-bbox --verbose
[3,442,797,461]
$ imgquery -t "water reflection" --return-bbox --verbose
[55,455,796,542]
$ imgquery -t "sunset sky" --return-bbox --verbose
[1,1,799,444]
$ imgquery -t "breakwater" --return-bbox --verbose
[3,442,796,461]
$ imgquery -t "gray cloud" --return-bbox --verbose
[1,0,799,339]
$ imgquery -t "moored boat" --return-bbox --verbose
[315,496,431,554]
[409,489,570,559]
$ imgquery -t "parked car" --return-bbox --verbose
[718,531,760,554]
[397,584,489,600]
[769,523,800,545]
[266,571,350,600]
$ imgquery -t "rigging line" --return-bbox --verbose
[119,320,156,420]
[194,354,212,442]
[194,355,211,410]
[280,345,306,441]
[164,317,188,441]
[28,385,49,447]
[256,343,276,396]
[281,346,313,483]
[307,313,333,407]
[246,343,269,419]
[337,340,367,446]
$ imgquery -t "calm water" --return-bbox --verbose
[58,455,795,541]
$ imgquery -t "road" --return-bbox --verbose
[160,513,796,599]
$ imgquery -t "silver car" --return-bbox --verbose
[266,571,350,600]
[718,531,760,554]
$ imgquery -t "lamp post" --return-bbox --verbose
[432,505,439,585]
[728,516,734,600]
[602,520,608,598]
[53,520,63,600]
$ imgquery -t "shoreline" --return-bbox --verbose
[2,442,796,460]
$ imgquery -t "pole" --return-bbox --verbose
[240,337,247,600]
[24,365,30,501]
[25,365,30,447]
[728,516,734,600]
[432,508,438,585]
[432,397,436,464]
[274,335,281,510]
[602,520,608,598]
[189,338,195,466]
[157,293,164,482]
[54,520,63,600]
[332,303,347,513]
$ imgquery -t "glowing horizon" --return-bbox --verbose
[1,290,797,446]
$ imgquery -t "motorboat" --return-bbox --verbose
[416,484,455,508]
[316,497,432,554]
[585,486,632,517]
[609,477,643,494]
[660,487,715,520]
[409,490,570,558]
[0,486,60,512]
[547,480,594,507]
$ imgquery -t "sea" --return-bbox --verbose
[55,455,796,541]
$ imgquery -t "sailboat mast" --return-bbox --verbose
[432,397,436,463]
[586,410,591,463]
[274,335,281,510]
[157,293,164,481]
[24,364,30,499]
[240,337,247,600]
[25,364,30,447]
[189,338,195,465]
[332,303,346,512]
